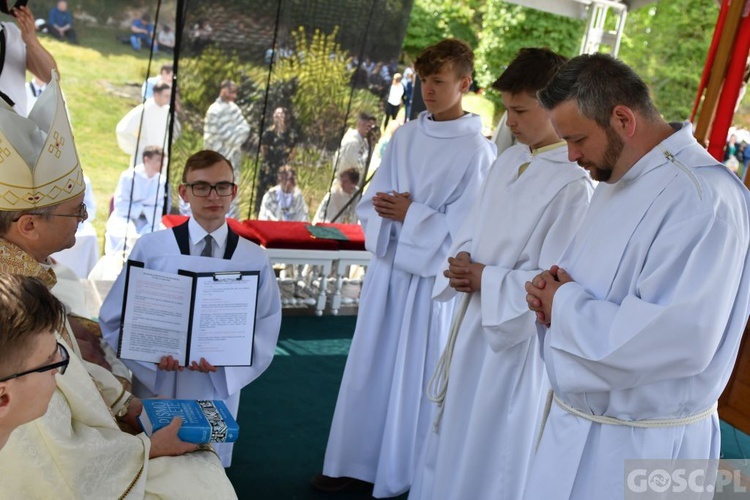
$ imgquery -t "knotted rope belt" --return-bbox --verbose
[536,390,718,449]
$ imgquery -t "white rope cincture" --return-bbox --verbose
[535,389,717,450]
[427,293,470,432]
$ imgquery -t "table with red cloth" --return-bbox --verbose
[161,216,371,315]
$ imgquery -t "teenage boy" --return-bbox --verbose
[409,48,593,500]
[0,275,68,451]
[100,150,282,467]
[313,39,496,498]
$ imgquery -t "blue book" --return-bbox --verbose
[138,399,240,444]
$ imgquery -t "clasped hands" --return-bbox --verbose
[158,356,217,373]
[372,191,411,222]
[525,265,573,327]
[445,251,484,293]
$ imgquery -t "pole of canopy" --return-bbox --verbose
[690,0,731,123]
[121,0,163,259]
[693,0,745,146]
[706,9,750,165]
[324,0,379,224]
[248,0,284,220]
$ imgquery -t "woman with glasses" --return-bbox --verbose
[0,275,68,450]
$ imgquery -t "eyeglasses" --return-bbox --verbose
[13,203,88,222]
[0,342,70,382]
[183,182,236,197]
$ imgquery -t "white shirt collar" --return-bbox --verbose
[187,217,229,249]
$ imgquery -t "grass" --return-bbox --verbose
[38,24,498,247]
[42,24,173,243]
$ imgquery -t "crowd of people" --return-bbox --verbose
[0,3,748,499]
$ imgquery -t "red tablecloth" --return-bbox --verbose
[243,220,339,250]
[161,215,261,244]
[244,221,365,251]
[162,216,365,251]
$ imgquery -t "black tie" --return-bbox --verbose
[201,235,213,257]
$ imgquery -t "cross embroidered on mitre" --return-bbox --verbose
[0,70,84,211]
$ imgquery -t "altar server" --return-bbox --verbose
[313,38,496,497]
[410,48,593,500]
[101,149,282,467]
[525,53,750,500]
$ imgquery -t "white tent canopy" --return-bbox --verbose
[504,0,659,56]
[503,0,658,20]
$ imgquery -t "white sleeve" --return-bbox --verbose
[545,208,749,393]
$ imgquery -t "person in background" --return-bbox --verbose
[116,82,178,167]
[203,80,250,218]
[383,73,404,128]
[258,106,297,213]
[48,1,77,44]
[258,165,309,222]
[141,64,173,100]
[130,12,156,52]
[24,76,46,114]
[403,66,414,121]
[332,112,377,180]
[157,24,175,54]
[0,4,57,116]
[313,168,360,225]
[104,146,168,256]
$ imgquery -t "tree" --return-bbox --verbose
[403,0,482,60]
[475,3,583,89]
[473,2,582,118]
[619,0,718,121]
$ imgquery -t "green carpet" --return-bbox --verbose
[226,315,750,498]
[721,420,750,460]
[226,315,408,499]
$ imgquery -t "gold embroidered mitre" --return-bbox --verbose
[0,70,84,211]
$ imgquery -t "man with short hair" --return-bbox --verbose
[0,274,68,451]
[157,24,175,54]
[524,53,750,500]
[101,149,282,467]
[332,112,377,179]
[258,165,309,222]
[203,80,250,217]
[48,1,77,44]
[116,81,178,167]
[105,145,168,255]
[313,167,360,224]
[130,12,156,52]
[0,72,237,498]
[141,63,173,100]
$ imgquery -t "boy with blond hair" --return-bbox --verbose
[313,39,496,497]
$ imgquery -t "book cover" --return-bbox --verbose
[306,224,349,241]
[138,399,240,444]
